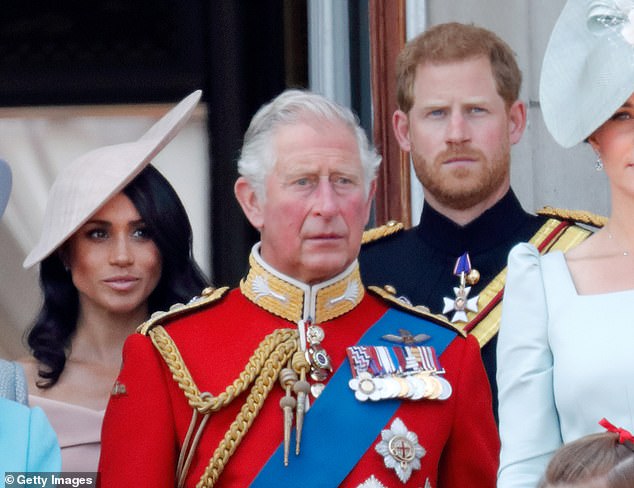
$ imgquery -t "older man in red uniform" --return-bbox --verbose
[99,90,499,487]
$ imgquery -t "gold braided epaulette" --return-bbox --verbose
[367,285,466,337]
[537,206,607,228]
[361,220,404,244]
[137,286,230,335]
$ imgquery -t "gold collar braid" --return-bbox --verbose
[240,244,364,324]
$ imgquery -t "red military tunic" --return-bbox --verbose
[99,252,498,487]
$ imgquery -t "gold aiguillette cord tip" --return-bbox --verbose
[279,368,297,466]
[293,371,310,455]
[291,350,311,456]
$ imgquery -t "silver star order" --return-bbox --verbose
[442,286,479,323]
[357,475,388,488]
[375,417,425,483]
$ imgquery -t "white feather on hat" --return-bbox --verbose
[23,90,202,268]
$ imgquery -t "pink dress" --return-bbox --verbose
[29,395,104,472]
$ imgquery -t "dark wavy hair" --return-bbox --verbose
[26,164,209,388]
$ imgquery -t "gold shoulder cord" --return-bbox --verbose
[138,286,230,336]
[148,325,299,488]
[361,220,404,245]
[537,206,608,228]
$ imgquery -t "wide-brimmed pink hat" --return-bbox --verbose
[0,159,11,218]
[23,90,202,268]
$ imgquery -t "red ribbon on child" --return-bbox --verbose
[599,418,634,445]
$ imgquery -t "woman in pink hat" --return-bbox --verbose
[18,91,209,472]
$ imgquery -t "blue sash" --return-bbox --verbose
[251,308,457,487]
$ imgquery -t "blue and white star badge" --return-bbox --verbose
[442,253,479,323]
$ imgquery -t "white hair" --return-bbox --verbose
[237,89,382,201]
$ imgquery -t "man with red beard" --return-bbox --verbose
[359,22,594,419]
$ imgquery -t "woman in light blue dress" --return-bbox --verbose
[497,1,634,487]
[0,163,25,402]
[0,160,61,481]
[0,397,61,480]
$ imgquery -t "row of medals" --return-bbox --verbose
[347,345,453,402]
[353,370,452,401]
[303,324,453,402]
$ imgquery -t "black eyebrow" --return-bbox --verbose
[83,219,145,226]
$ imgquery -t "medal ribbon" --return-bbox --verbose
[251,308,457,487]
[453,252,472,276]
[348,345,442,376]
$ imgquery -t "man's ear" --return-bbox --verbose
[392,110,412,152]
[368,177,377,201]
[508,100,527,145]
[364,178,377,224]
[234,177,264,230]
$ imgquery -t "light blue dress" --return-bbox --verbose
[497,243,634,488]
[0,397,61,485]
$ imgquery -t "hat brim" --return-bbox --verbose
[540,0,634,148]
[0,159,12,218]
[23,90,202,268]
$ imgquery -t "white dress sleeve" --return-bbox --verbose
[497,243,563,488]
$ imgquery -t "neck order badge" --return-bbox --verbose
[442,253,480,323]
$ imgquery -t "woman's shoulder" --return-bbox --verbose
[509,242,565,267]
[0,395,32,422]
[507,243,570,294]
[509,242,539,260]
[0,396,62,472]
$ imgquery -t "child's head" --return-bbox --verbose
[539,419,634,488]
